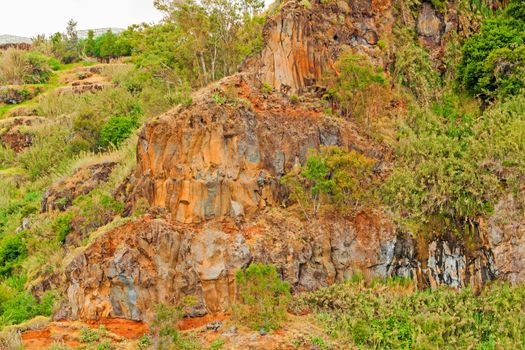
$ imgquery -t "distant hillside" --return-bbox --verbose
[77,28,124,39]
[0,34,32,45]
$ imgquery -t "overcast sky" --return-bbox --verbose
[0,0,165,37]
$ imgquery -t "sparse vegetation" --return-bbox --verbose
[233,263,291,331]
[282,146,376,218]
[295,279,525,349]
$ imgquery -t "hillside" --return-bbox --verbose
[0,35,32,45]
[1,0,525,348]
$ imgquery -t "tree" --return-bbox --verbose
[95,30,117,62]
[50,32,65,60]
[151,0,265,87]
[84,30,96,57]
[63,19,80,63]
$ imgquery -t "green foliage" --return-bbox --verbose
[210,338,224,350]
[233,263,291,331]
[458,0,525,100]
[79,327,101,343]
[0,234,27,277]
[100,115,140,149]
[211,92,227,105]
[299,0,313,9]
[261,82,273,95]
[144,0,265,87]
[0,48,53,85]
[70,190,124,236]
[328,53,386,113]
[151,303,203,350]
[137,335,153,350]
[17,124,74,179]
[53,212,74,243]
[282,146,376,218]
[383,93,525,235]
[393,29,441,104]
[297,280,525,349]
[0,290,55,326]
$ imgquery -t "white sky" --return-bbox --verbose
[0,0,165,37]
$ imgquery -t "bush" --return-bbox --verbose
[52,212,74,243]
[382,93,525,236]
[233,264,291,331]
[24,52,53,84]
[17,123,74,179]
[0,234,27,277]
[393,29,441,104]
[71,190,124,236]
[281,146,376,218]
[99,115,139,149]
[0,290,55,326]
[458,0,525,100]
[0,49,53,85]
[325,53,387,118]
[151,304,203,350]
[79,327,100,343]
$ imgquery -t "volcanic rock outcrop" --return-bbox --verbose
[252,0,393,93]
[55,0,525,323]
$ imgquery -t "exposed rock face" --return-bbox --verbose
[42,161,117,212]
[253,0,393,93]
[417,3,445,43]
[59,210,400,321]
[131,74,382,224]
[485,194,525,284]
[389,233,494,290]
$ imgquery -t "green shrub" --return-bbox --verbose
[53,212,74,243]
[210,338,224,350]
[326,53,387,117]
[18,124,74,180]
[211,92,227,105]
[79,327,100,343]
[261,82,273,95]
[282,146,376,218]
[233,263,291,331]
[100,115,139,149]
[24,52,53,84]
[0,290,55,326]
[70,190,124,236]
[382,93,525,235]
[0,234,27,277]
[137,335,153,350]
[151,304,203,350]
[458,0,525,100]
[393,29,441,104]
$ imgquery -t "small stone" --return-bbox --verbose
[259,328,267,336]
[206,320,223,331]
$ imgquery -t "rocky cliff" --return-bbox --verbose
[56,0,525,322]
